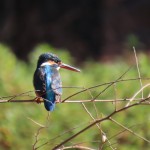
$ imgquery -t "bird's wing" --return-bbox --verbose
[33,68,46,97]
[51,68,62,96]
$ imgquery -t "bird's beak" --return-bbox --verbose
[59,63,81,72]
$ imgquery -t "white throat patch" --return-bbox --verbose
[41,62,51,66]
[56,67,60,70]
[41,62,60,70]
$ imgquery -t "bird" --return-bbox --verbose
[33,53,80,111]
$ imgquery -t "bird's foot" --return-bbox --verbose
[55,99,62,103]
[55,95,61,103]
[34,97,43,104]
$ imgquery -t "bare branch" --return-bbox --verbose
[92,67,132,101]
[62,77,150,102]
[0,98,149,103]
[133,46,143,98]
[27,117,45,128]
[62,145,95,150]
[110,118,150,143]
[113,83,117,111]
[36,122,89,149]
[126,83,150,107]
[52,96,150,149]
[32,127,45,150]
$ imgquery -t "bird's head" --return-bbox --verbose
[37,53,80,72]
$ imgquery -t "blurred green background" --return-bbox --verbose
[0,43,150,150]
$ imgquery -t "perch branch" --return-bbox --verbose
[0,98,150,103]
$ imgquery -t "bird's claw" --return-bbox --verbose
[34,97,43,104]
[55,99,62,103]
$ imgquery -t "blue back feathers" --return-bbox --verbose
[43,65,55,111]
[33,64,62,111]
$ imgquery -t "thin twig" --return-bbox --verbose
[106,123,143,143]
[81,103,101,131]
[32,127,45,150]
[110,118,150,143]
[126,83,150,107]
[92,67,132,101]
[62,145,95,150]
[133,46,143,98]
[82,101,114,149]
[36,122,89,149]
[27,117,45,128]
[52,96,150,149]
[113,83,117,111]
[62,77,150,102]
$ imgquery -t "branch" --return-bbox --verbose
[92,66,132,100]
[52,96,150,150]
[32,127,45,150]
[126,83,150,107]
[0,77,149,104]
[0,99,35,103]
[0,98,149,103]
[82,103,115,150]
[133,46,143,98]
[62,77,150,102]
[110,118,150,143]
[62,145,95,150]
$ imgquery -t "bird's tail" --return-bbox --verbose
[44,99,55,111]
[43,93,55,111]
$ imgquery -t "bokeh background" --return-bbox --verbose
[0,0,150,149]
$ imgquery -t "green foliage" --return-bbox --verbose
[0,43,150,149]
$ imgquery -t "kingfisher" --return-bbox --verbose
[33,53,80,111]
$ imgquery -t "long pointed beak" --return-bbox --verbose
[60,63,81,72]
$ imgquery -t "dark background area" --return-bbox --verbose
[0,0,150,62]
[0,1,150,149]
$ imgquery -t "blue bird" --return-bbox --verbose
[33,53,80,111]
